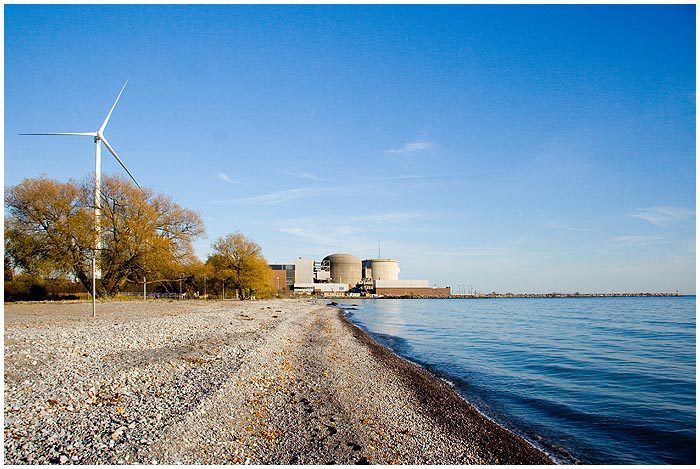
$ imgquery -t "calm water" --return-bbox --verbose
[341,297,695,464]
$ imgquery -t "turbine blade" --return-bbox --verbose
[19,132,97,137]
[99,78,129,133]
[100,137,140,189]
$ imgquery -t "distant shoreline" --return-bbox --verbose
[451,292,685,298]
[345,292,687,300]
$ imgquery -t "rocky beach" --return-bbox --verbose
[4,299,552,464]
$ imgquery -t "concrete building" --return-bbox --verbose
[373,279,451,297]
[362,259,372,280]
[323,253,362,287]
[374,280,429,289]
[292,282,347,295]
[374,286,451,297]
[314,260,331,282]
[314,283,348,294]
[294,258,314,284]
[293,282,315,294]
[365,258,400,281]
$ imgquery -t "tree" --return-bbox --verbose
[206,232,273,300]
[5,256,15,281]
[5,177,93,285]
[96,176,203,295]
[153,257,206,298]
[5,175,204,296]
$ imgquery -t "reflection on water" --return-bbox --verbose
[366,299,406,337]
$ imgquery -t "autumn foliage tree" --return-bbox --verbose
[206,232,273,300]
[5,177,92,284]
[97,176,203,294]
[5,175,204,296]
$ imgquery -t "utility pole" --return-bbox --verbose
[92,131,101,319]
[143,275,146,300]
[91,256,96,318]
[204,276,207,299]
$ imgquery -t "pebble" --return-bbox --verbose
[111,427,125,440]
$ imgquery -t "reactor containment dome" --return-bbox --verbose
[367,258,400,281]
[323,253,362,287]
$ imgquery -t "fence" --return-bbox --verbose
[118,292,186,300]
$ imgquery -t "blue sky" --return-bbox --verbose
[5,4,696,293]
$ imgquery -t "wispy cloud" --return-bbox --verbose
[367,174,439,182]
[246,187,328,206]
[217,172,238,184]
[275,212,424,233]
[275,212,426,249]
[346,212,424,224]
[611,235,669,246]
[384,141,435,154]
[277,227,340,247]
[594,234,677,256]
[209,187,331,205]
[627,206,694,226]
[278,224,368,250]
[511,237,527,246]
[434,247,510,258]
[280,170,324,181]
[545,222,591,232]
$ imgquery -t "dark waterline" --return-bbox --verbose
[341,297,696,464]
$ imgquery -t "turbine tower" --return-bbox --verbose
[20,79,140,317]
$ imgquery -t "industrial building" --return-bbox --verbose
[322,253,363,286]
[374,280,451,298]
[269,264,294,291]
[270,252,450,297]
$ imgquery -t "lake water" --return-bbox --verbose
[341,297,695,464]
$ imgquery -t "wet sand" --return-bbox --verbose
[4,299,552,464]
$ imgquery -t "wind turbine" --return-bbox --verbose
[20,79,140,317]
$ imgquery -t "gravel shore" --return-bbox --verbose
[4,299,552,464]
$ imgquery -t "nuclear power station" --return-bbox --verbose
[270,253,450,297]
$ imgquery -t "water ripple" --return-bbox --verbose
[348,297,696,464]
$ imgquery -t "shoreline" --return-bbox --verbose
[5,299,553,464]
[331,292,686,300]
[335,306,554,465]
